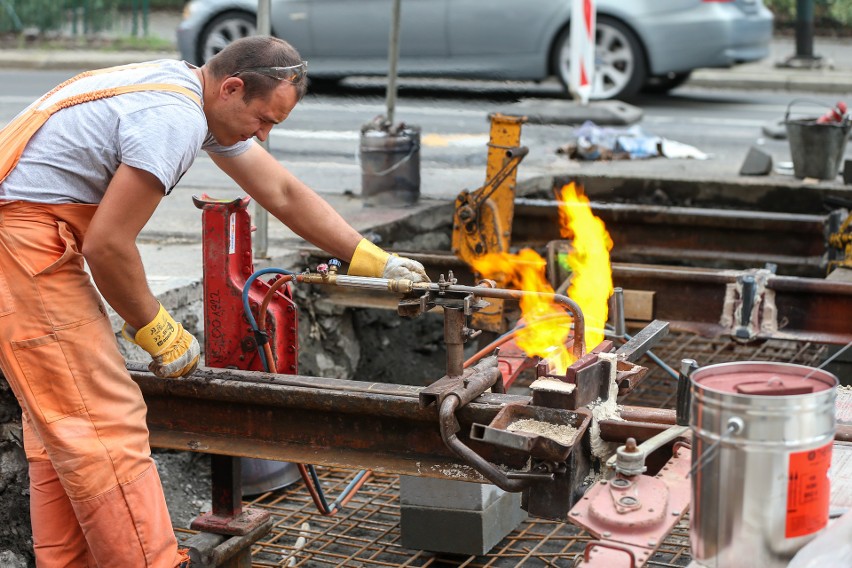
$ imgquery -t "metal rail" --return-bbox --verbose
[131,364,530,482]
[513,199,830,277]
[300,248,852,345]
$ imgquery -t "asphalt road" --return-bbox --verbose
[3,67,839,199]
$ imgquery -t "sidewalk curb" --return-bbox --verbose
[2,49,852,95]
[689,68,852,94]
[0,49,178,70]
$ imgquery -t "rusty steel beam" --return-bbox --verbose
[300,248,852,345]
[513,199,829,277]
[131,364,530,482]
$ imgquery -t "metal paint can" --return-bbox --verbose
[689,361,837,568]
[359,125,421,207]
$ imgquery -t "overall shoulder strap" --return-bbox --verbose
[0,63,202,185]
[42,82,202,114]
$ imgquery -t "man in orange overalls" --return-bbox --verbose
[0,36,427,567]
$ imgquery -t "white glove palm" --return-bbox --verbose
[383,255,429,283]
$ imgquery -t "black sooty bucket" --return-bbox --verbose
[360,124,421,207]
[785,100,851,181]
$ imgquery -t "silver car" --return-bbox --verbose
[177,0,773,100]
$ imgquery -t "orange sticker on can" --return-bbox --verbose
[786,442,832,539]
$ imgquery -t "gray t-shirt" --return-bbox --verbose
[0,59,253,204]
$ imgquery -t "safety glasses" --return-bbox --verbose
[230,61,308,83]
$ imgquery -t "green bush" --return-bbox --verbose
[0,0,182,34]
[764,0,852,27]
[148,0,185,9]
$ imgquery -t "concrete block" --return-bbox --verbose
[399,476,502,510]
[400,489,527,555]
[739,146,773,176]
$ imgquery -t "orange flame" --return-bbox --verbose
[557,183,614,349]
[469,183,613,372]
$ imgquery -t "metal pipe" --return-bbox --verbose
[420,283,586,359]
[444,307,466,378]
[609,287,625,338]
[438,395,530,492]
[298,273,586,357]
[676,359,698,426]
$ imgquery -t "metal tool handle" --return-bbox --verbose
[676,359,698,426]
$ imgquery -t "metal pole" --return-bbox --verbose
[385,0,401,126]
[254,0,272,258]
[778,0,822,68]
[142,0,149,37]
[795,0,815,59]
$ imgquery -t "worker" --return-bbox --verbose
[0,36,428,567]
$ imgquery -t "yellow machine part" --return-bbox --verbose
[828,211,852,273]
[452,113,526,332]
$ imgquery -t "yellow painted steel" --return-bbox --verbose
[452,113,527,332]
[828,211,852,272]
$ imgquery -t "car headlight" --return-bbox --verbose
[183,0,200,20]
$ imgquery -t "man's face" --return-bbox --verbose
[208,79,298,146]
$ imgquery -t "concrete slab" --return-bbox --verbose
[501,99,643,126]
[399,476,504,510]
[400,489,527,555]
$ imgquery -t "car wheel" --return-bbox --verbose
[198,11,257,64]
[552,15,647,101]
[643,71,692,94]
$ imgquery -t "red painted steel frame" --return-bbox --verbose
[194,195,298,374]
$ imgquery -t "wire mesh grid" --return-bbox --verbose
[177,331,829,567]
[621,330,830,408]
[177,467,694,568]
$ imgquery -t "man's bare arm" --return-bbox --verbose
[210,143,363,261]
[83,163,163,330]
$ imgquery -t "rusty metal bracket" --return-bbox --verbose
[470,402,594,520]
[184,516,273,568]
[420,356,502,409]
[721,268,776,342]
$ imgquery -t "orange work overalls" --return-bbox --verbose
[0,65,200,568]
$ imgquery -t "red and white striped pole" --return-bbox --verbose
[569,0,596,105]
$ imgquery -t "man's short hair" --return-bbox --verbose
[207,36,308,102]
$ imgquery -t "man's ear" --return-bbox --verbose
[220,76,244,98]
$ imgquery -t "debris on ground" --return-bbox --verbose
[556,120,708,161]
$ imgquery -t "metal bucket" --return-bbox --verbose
[689,361,837,568]
[241,458,301,497]
[360,125,420,207]
[785,100,851,180]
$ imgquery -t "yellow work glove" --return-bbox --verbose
[348,238,430,283]
[121,304,200,378]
